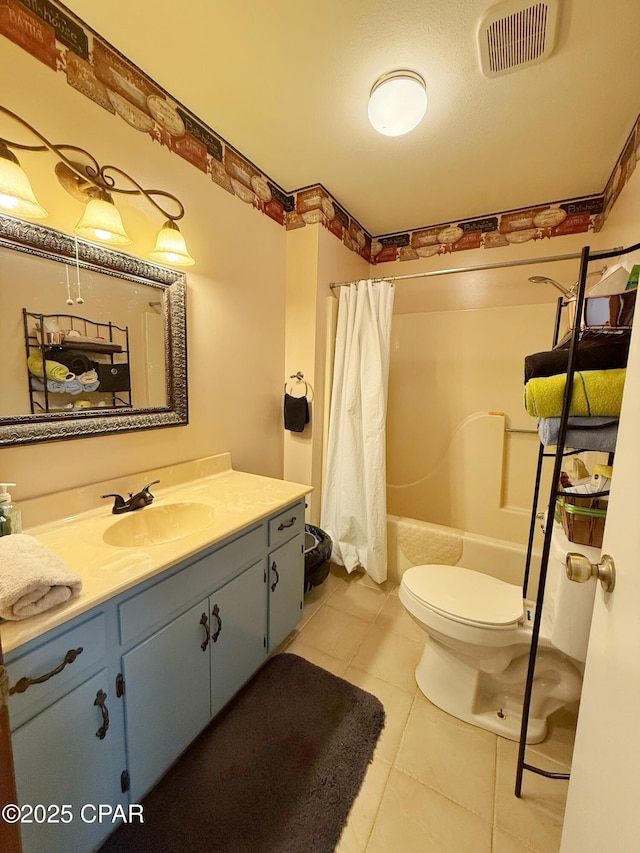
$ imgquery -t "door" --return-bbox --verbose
[11,670,122,853]
[122,600,211,801]
[560,320,640,851]
[209,560,267,717]
[268,534,304,653]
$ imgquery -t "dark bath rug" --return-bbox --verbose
[99,653,385,853]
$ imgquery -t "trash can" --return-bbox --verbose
[303,524,332,593]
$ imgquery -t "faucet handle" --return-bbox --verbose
[140,480,160,504]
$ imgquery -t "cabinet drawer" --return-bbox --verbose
[268,501,305,549]
[119,523,265,645]
[6,613,107,731]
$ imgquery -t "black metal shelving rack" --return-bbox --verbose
[515,239,640,796]
[23,309,132,413]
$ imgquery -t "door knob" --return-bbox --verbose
[566,552,616,593]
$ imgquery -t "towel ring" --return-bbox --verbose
[284,371,313,400]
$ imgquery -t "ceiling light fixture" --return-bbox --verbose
[0,105,195,266]
[368,70,428,137]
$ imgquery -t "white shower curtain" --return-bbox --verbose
[321,280,395,583]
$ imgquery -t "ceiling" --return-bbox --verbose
[64,0,640,237]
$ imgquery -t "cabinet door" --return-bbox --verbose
[210,560,267,717]
[268,533,304,653]
[12,669,124,853]
[122,600,211,801]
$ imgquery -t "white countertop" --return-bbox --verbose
[1,457,311,654]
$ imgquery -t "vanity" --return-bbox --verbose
[1,454,312,853]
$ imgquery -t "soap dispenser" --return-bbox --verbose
[0,483,22,536]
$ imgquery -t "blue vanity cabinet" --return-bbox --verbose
[4,496,307,853]
[121,598,212,802]
[209,559,268,717]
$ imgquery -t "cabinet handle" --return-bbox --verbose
[271,561,280,592]
[9,647,84,696]
[212,604,222,642]
[200,612,210,652]
[94,689,110,739]
[277,516,297,531]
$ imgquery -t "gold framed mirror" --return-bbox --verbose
[0,214,187,446]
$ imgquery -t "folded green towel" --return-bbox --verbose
[524,368,627,418]
[27,354,73,383]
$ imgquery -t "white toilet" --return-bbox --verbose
[399,523,599,742]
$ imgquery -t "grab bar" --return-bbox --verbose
[505,427,538,434]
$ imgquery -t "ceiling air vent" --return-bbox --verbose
[478,0,559,77]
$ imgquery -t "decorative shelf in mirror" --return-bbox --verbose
[23,309,132,414]
[0,213,188,446]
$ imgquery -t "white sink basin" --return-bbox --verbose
[103,502,216,548]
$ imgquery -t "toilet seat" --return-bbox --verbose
[402,564,524,629]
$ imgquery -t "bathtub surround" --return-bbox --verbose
[386,305,558,545]
[321,281,395,582]
[386,514,541,594]
[98,653,385,853]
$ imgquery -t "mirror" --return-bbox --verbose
[0,214,187,446]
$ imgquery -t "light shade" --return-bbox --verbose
[368,70,428,137]
[0,145,48,218]
[74,196,132,245]
[149,220,195,266]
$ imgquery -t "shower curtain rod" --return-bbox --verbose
[329,246,624,289]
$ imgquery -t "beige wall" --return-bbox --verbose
[284,224,369,522]
[1,39,287,502]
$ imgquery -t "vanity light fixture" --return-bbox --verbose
[368,70,428,137]
[0,105,195,266]
[74,192,132,246]
[0,140,48,218]
[149,220,195,266]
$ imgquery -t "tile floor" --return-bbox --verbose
[279,565,577,853]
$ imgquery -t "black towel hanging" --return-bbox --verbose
[284,372,311,432]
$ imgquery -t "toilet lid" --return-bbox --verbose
[402,564,523,627]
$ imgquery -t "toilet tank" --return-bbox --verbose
[541,523,600,663]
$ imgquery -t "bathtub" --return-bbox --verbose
[387,514,541,597]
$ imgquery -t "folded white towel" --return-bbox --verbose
[0,534,82,621]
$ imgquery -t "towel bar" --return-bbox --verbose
[284,372,314,400]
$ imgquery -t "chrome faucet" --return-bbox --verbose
[102,480,160,514]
